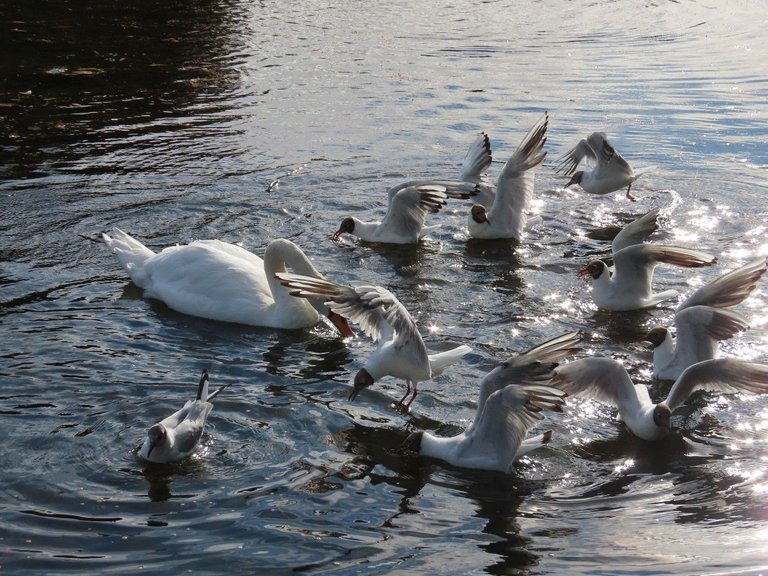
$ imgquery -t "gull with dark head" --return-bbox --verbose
[549,357,768,440]
[468,113,549,241]
[556,132,645,200]
[578,244,717,311]
[396,332,581,473]
[138,369,230,464]
[276,272,471,411]
[641,257,767,380]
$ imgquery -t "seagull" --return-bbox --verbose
[395,331,581,473]
[102,230,354,335]
[556,132,644,200]
[468,113,549,241]
[333,182,478,244]
[642,257,767,380]
[138,369,230,463]
[578,244,717,311]
[275,272,472,411]
[549,357,768,440]
[608,207,661,254]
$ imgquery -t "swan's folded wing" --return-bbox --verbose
[664,359,768,412]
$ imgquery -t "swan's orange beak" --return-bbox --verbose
[329,311,355,338]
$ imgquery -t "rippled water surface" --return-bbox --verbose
[2,1,768,573]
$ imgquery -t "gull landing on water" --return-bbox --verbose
[641,257,768,380]
[468,113,549,241]
[138,370,230,464]
[556,132,649,201]
[275,272,471,411]
[397,332,581,473]
[549,357,768,441]
[578,244,717,311]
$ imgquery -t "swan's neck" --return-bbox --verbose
[263,239,323,308]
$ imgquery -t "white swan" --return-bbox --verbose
[275,272,472,411]
[551,357,768,440]
[467,113,548,241]
[642,257,767,380]
[556,132,646,200]
[578,244,717,311]
[138,369,229,464]
[102,229,354,334]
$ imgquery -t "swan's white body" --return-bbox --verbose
[138,370,229,464]
[578,244,716,311]
[468,114,548,241]
[102,229,352,334]
[550,357,768,440]
[645,258,766,380]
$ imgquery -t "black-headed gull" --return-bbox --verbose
[102,230,354,335]
[642,257,767,380]
[578,244,717,311]
[550,357,768,440]
[333,182,477,245]
[138,369,230,463]
[275,272,471,411]
[396,332,580,473]
[556,132,642,200]
[468,113,548,241]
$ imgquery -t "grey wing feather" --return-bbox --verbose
[678,257,767,311]
[664,359,768,411]
[611,208,660,254]
[556,138,595,175]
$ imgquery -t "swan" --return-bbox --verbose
[102,229,354,335]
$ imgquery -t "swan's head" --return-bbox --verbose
[566,171,584,188]
[577,259,607,280]
[333,217,355,240]
[146,423,168,458]
[349,368,374,401]
[640,326,669,348]
[652,403,672,433]
[470,204,490,225]
[396,430,424,455]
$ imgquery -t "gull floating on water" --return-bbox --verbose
[556,132,646,201]
[138,369,230,463]
[578,244,717,311]
[333,181,478,244]
[102,230,353,335]
[395,332,580,472]
[276,272,471,411]
[549,357,768,440]
[642,257,767,380]
[467,113,549,241]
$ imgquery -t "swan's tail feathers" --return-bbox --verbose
[102,228,156,289]
[428,344,472,377]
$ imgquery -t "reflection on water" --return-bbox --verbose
[1,0,768,573]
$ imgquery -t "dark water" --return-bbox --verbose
[2,1,767,573]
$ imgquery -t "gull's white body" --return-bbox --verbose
[103,230,347,332]
[138,371,228,464]
[550,357,768,440]
[468,114,548,241]
[647,258,767,380]
[579,244,716,311]
[557,132,642,198]
[399,332,581,472]
[276,273,471,408]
